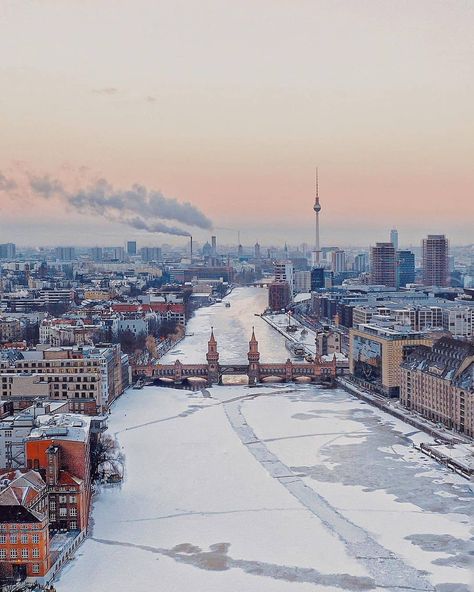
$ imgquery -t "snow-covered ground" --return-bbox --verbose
[55,288,473,592]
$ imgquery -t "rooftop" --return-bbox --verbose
[29,413,92,443]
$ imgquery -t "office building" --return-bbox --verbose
[422,234,449,286]
[349,319,432,397]
[127,241,137,256]
[310,267,325,291]
[390,229,398,251]
[397,250,415,287]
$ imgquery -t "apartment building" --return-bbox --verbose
[400,338,474,436]
[0,344,127,413]
[0,318,22,343]
[39,318,105,347]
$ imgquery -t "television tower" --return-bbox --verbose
[313,167,322,266]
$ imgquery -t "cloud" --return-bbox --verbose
[26,173,212,237]
[0,172,17,192]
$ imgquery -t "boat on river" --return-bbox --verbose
[285,339,305,358]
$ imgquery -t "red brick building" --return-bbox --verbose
[25,415,92,534]
[0,470,50,582]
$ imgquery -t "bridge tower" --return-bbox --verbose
[206,327,220,384]
[247,327,260,385]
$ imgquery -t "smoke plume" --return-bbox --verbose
[27,174,212,237]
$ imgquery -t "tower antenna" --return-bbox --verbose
[313,167,322,265]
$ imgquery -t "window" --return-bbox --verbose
[9,534,17,544]
[0,535,5,544]
[21,549,28,559]
[32,548,40,558]
[50,501,56,510]
[59,508,67,517]
[70,521,77,530]
[10,549,17,559]
[32,534,39,544]
[32,564,40,574]
[69,495,76,504]
[59,495,67,504]
[70,507,77,517]
[0,550,5,559]
[21,534,28,544]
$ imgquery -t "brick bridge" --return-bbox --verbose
[135,328,336,387]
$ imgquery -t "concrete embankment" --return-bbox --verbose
[337,377,464,444]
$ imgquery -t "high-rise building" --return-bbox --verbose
[294,270,311,293]
[354,253,369,273]
[422,234,449,286]
[211,236,217,256]
[127,241,137,256]
[0,243,16,259]
[254,242,261,259]
[310,267,325,291]
[390,229,398,251]
[90,247,103,261]
[55,246,75,261]
[397,250,415,287]
[370,242,397,287]
[274,261,294,294]
[111,247,125,262]
[141,247,162,262]
[268,281,291,311]
[331,250,346,273]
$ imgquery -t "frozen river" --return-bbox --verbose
[57,288,473,592]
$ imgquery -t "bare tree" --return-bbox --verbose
[90,434,125,483]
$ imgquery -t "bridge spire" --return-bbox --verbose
[247,327,260,385]
[206,327,219,384]
[209,326,217,344]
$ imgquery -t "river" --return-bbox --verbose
[56,287,473,592]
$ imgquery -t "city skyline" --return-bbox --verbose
[1,0,473,245]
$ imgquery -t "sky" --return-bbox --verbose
[0,0,473,248]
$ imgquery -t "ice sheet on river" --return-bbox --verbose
[55,289,473,591]
[56,385,472,592]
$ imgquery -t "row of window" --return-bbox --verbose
[0,548,41,558]
[51,495,76,504]
[50,507,77,517]
[0,534,40,544]
[0,524,41,531]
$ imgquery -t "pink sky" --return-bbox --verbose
[0,0,473,246]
